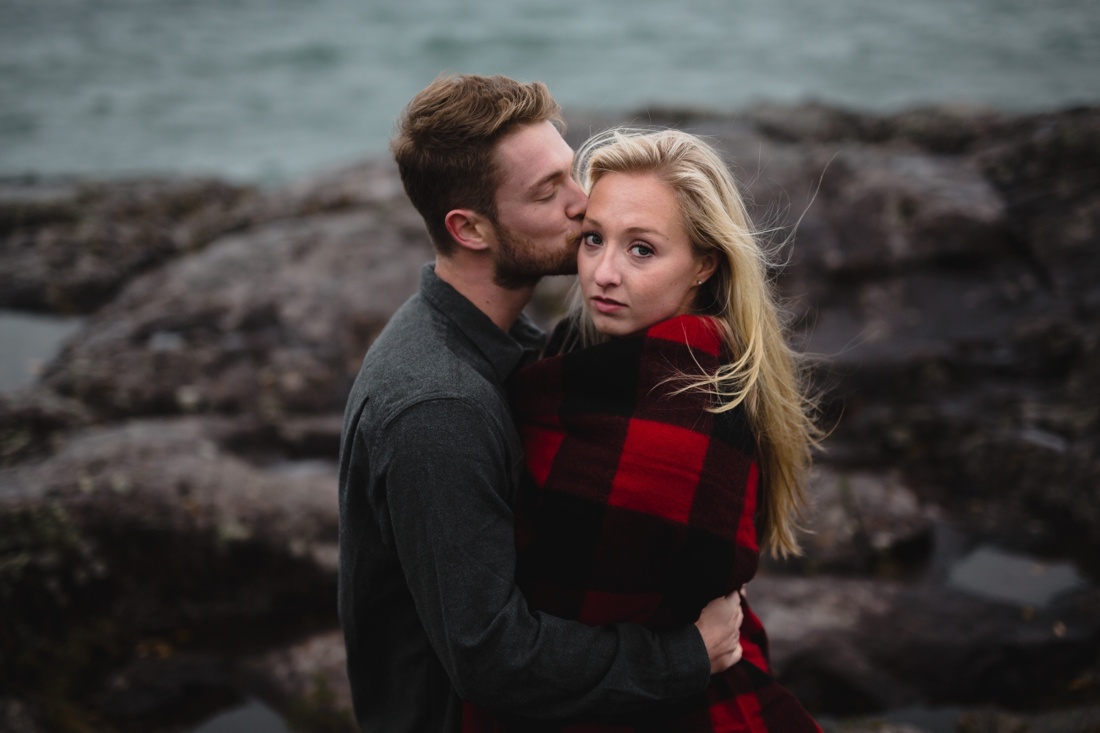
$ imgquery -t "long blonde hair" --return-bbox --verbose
[571,128,820,557]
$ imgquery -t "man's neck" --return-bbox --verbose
[434,256,536,333]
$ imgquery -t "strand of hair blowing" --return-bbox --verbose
[674,133,821,559]
[704,265,819,560]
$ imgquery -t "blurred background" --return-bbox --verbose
[2,0,1098,183]
[2,1,1099,732]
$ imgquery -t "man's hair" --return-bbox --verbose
[391,74,563,255]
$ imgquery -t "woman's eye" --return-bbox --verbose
[582,232,602,246]
[628,242,655,257]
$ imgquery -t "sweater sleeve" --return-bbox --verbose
[375,397,711,718]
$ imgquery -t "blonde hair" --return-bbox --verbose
[572,128,820,557]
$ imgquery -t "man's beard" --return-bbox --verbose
[491,223,580,290]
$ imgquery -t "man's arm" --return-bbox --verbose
[375,399,735,718]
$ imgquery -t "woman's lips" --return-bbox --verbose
[590,295,625,315]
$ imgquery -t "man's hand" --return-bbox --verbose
[694,591,744,674]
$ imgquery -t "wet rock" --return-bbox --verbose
[780,467,936,575]
[240,629,355,732]
[1,415,338,566]
[0,176,257,314]
[0,159,416,319]
[40,204,430,419]
[0,387,92,466]
[978,106,1100,304]
[752,574,1100,716]
[955,705,1100,733]
[0,415,340,723]
[237,158,410,222]
[0,698,46,733]
[92,652,238,727]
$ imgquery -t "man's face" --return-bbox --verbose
[489,121,587,289]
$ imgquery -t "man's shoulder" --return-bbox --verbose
[350,295,502,427]
[365,293,445,371]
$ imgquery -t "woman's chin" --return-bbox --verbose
[591,315,627,338]
[594,318,654,339]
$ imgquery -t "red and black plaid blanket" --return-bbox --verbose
[467,315,820,732]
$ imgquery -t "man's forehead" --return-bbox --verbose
[495,121,574,188]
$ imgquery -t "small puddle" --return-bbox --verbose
[0,309,83,391]
[264,458,338,478]
[192,698,288,733]
[928,520,1090,608]
[947,544,1087,608]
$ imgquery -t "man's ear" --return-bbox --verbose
[444,209,494,253]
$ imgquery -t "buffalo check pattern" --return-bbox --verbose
[463,315,820,732]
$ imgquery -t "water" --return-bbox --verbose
[925,520,1091,609]
[1,0,1098,184]
[0,310,82,391]
[948,544,1088,608]
[191,699,288,733]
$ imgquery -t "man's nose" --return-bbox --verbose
[565,178,587,221]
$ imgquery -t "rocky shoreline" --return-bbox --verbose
[2,102,1098,732]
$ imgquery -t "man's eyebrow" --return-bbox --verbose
[526,169,565,196]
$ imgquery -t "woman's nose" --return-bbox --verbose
[593,248,620,287]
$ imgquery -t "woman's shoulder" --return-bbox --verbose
[542,313,720,356]
[543,314,582,358]
[643,315,723,356]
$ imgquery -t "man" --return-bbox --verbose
[337,74,743,733]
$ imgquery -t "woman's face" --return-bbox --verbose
[578,171,715,337]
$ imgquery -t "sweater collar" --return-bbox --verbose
[419,263,546,382]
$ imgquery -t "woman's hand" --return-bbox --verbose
[694,590,744,674]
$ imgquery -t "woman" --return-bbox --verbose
[471,128,822,732]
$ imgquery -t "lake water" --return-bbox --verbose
[0,310,82,391]
[192,699,288,733]
[2,0,1098,184]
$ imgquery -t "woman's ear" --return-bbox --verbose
[696,252,718,285]
[444,209,493,253]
